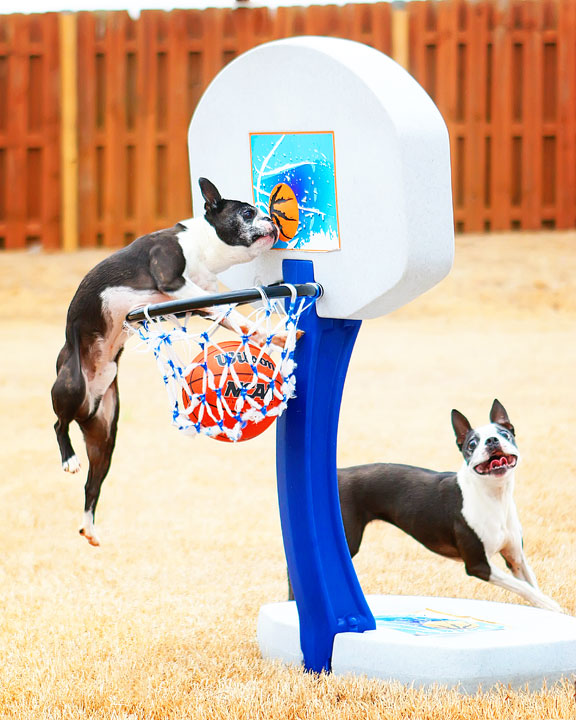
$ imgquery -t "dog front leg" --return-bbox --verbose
[457,525,562,612]
[487,564,563,613]
[168,281,303,349]
[78,379,120,546]
[193,304,293,348]
[217,309,273,346]
[500,544,539,588]
[163,281,276,347]
[219,309,303,348]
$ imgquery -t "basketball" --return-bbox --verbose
[182,340,283,442]
[269,182,299,241]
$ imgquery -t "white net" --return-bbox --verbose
[124,287,315,442]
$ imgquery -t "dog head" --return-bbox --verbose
[451,399,519,478]
[199,178,278,257]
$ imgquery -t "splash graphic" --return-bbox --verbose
[250,132,340,251]
[375,611,505,637]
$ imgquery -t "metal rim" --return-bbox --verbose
[125,282,323,323]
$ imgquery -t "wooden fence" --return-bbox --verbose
[409,0,576,233]
[0,0,575,250]
[0,13,61,249]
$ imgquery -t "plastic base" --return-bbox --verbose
[258,594,576,692]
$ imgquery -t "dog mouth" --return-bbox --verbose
[253,225,279,247]
[474,453,518,475]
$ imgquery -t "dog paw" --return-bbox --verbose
[78,513,100,547]
[239,325,271,348]
[63,455,81,473]
[79,526,100,547]
[79,511,100,546]
[270,330,303,348]
[538,596,564,613]
[239,324,304,349]
[249,331,268,347]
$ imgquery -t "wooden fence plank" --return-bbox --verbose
[541,0,560,228]
[134,12,156,236]
[76,12,97,247]
[557,0,575,228]
[437,2,463,229]
[491,0,513,231]
[371,2,392,55]
[464,1,487,232]
[0,14,60,249]
[59,12,78,251]
[522,1,543,229]
[167,10,192,223]
[391,3,409,70]
[43,14,61,250]
[4,16,28,249]
[102,12,121,247]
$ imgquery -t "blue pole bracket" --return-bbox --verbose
[276,258,376,673]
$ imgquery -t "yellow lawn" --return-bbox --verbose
[0,232,574,718]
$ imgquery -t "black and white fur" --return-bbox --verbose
[335,400,561,612]
[52,178,278,547]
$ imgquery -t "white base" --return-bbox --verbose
[257,595,576,692]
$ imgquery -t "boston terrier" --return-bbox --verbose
[52,178,278,547]
[289,400,561,611]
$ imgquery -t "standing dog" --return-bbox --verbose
[334,400,561,611]
[52,178,278,547]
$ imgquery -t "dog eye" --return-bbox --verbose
[241,207,255,221]
[468,438,478,451]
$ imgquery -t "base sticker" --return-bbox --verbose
[374,609,506,636]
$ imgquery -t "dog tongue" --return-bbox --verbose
[490,456,508,470]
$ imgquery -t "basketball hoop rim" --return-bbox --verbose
[125,282,323,324]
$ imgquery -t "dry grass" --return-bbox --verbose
[0,232,575,718]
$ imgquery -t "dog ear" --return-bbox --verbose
[199,178,221,213]
[451,409,472,450]
[490,398,515,435]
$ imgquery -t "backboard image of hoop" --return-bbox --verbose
[250,131,340,251]
[188,36,454,320]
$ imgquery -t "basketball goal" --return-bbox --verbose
[126,36,576,692]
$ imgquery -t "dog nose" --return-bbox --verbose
[486,436,500,448]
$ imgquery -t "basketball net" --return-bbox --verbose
[124,287,314,442]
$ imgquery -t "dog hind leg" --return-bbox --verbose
[54,417,81,473]
[51,341,86,473]
[78,378,120,546]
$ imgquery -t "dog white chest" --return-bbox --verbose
[176,218,271,291]
[457,468,519,559]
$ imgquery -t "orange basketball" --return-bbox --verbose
[269,183,299,241]
[182,341,283,442]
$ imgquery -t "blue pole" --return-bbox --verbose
[276,258,376,673]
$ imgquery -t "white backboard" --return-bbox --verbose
[188,36,454,320]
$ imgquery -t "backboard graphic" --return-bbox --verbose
[250,132,340,252]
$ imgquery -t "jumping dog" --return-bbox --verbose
[52,178,278,546]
